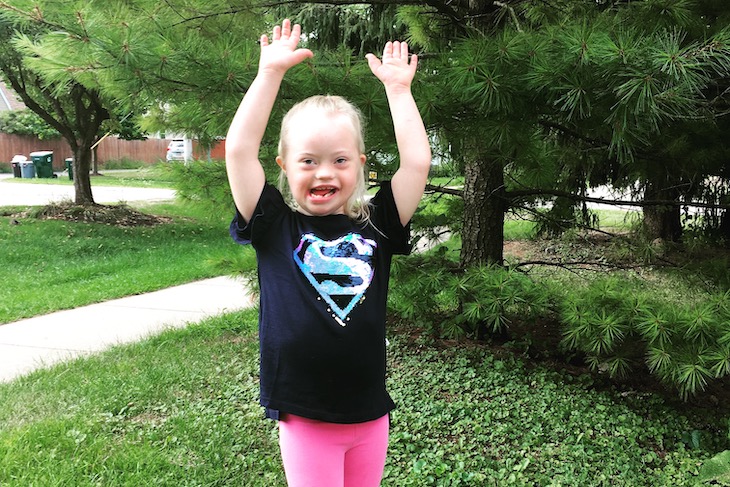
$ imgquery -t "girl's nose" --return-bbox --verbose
[315,163,334,179]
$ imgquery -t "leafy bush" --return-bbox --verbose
[100,158,147,170]
[0,109,60,139]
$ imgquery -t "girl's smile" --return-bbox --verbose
[310,185,338,198]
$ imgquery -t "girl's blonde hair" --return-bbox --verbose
[277,95,371,223]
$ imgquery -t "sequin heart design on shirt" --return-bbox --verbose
[294,233,377,326]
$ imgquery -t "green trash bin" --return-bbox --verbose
[65,157,74,180]
[30,151,54,178]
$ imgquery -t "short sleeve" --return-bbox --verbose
[370,181,412,256]
[229,183,288,246]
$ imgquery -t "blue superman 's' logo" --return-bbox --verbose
[294,233,376,326]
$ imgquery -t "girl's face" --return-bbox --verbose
[277,112,365,217]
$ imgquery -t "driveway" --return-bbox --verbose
[0,173,176,206]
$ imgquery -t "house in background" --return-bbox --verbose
[0,80,26,112]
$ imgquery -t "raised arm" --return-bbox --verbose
[366,41,431,227]
[226,19,313,222]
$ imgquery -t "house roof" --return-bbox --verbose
[0,80,27,111]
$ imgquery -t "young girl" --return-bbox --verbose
[226,19,431,487]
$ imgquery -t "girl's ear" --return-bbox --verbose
[276,156,286,171]
[359,154,366,166]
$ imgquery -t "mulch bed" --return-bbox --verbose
[13,202,173,227]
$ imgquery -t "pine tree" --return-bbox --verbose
[9,0,730,261]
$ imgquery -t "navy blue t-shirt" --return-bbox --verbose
[230,182,411,424]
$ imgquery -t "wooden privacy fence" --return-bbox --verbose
[0,134,225,170]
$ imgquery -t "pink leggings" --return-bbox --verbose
[278,413,389,487]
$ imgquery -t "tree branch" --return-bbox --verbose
[494,1,522,33]
[425,183,464,197]
[426,183,730,211]
[538,119,606,148]
[254,0,465,29]
[509,188,730,211]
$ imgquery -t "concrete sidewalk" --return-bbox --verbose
[0,276,254,383]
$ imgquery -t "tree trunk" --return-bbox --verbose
[72,146,95,205]
[67,85,107,205]
[460,151,505,267]
[92,145,100,176]
[642,172,682,242]
[719,209,730,243]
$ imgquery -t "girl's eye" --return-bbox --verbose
[335,157,347,164]
[302,159,315,165]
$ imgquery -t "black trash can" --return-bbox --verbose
[30,151,54,178]
[65,158,74,180]
[10,155,26,178]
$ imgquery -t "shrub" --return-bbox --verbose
[100,158,147,170]
[560,280,730,399]
[390,251,730,399]
[389,253,554,340]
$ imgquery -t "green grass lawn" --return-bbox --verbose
[0,202,247,324]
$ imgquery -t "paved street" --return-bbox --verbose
[0,173,176,206]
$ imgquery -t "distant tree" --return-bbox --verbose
[0,13,112,204]
[0,108,59,139]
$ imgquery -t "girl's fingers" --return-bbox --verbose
[260,34,269,47]
[290,23,301,44]
[268,20,303,46]
[400,41,409,59]
[366,53,382,73]
[381,41,412,63]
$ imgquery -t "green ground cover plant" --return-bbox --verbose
[0,309,725,486]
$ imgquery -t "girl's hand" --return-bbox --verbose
[366,41,418,92]
[258,19,313,75]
